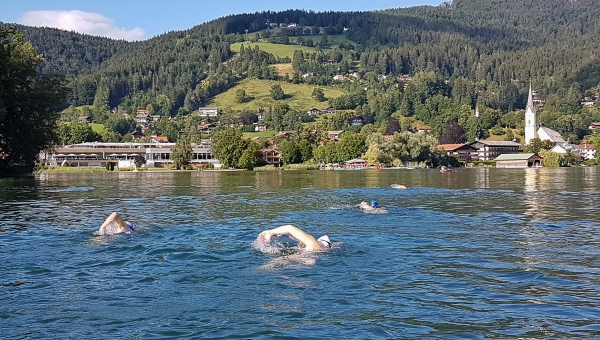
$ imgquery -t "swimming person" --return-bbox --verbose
[359,200,387,213]
[257,224,331,251]
[98,212,135,235]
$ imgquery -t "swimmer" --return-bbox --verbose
[359,200,387,213]
[390,184,407,189]
[257,224,331,251]
[98,212,135,235]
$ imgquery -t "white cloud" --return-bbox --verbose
[19,10,146,41]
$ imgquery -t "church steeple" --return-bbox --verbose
[526,81,535,114]
[524,80,538,145]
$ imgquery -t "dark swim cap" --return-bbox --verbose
[370,200,379,208]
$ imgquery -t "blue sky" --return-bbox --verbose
[1,0,442,41]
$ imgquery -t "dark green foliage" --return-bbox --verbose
[270,84,284,100]
[171,136,193,169]
[0,28,70,176]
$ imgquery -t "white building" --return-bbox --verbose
[524,82,566,146]
[524,82,538,145]
[198,107,219,117]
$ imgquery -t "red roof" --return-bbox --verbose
[438,143,466,151]
[153,136,168,143]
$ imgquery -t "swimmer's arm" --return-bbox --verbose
[259,224,323,250]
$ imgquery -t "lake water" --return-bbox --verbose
[1,168,600,339]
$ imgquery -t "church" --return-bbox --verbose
[524,82,566,145]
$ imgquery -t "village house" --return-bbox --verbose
[152,136,169,143]
[577,141,596,160]
[322,106,337,114]
[307,108,322,115]
[131,130,144,139]
[415,126,431,133]
[136,111,150,125]
[437,143,478,162]
[254,124,267,132]
[495,153,543,168]
[151,115,161,122]
[468,140,521,161]
[198,107,219,117]
[581,97,595,106]
[260,148,282,166]
[588,122,600,130]
[327,130,344,141]
[198,123,217,134]
[78,116,91,123]
[333,74,346,81]
[348,115,365,126]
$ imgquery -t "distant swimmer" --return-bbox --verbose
[390,184,407,189]
[359,200,388,213]
[257,224,331,251]
[98,212,135,235]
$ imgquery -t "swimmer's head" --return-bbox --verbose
[370,200,379,208]
[125,221,135,231]
[317,235,331,248]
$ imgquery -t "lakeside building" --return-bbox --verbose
[437,143,478,162]
[495,153,543,168]
[467,140,521,161]
[42,141,217,168]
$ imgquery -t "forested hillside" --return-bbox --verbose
[0,22,129,76]
[5,0,600,147]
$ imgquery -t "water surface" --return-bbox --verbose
[1,168,599,339]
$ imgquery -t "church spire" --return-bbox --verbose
[526,80,535,113]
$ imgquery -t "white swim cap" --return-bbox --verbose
[317,235,331,248]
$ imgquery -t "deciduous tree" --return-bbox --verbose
[0,28,69,176]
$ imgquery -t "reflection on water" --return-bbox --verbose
[1,168,600,339]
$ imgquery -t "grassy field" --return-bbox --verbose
[209,78,346,112]
[272,64,294,77]
[232,35,355,59]
[231,42,320,59]
[242,131,277,138]
[90,123,105,134]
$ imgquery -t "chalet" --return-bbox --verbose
[78,116,91,123]
[581,97,595,106]
[333,74,346,81]
[437,143,478,162]
[151,115,161,122]
[260,148,282,166]
[401,74,411,81]
[198,123,216,134]
[136,112,150,125]
[254,124,267,132]
[348,115,364,126]
[323,106,337,114]
[152,136,169,143]
[468,140,521,161]
[307,108,322,115]
[577,141,596,160]
[415,126,431,133]
[302,72,314,78]
[589,122,600,130]
[198,107,219,117]
[495,153,543,168]
[327,130,344,141]
[131,130,144,139]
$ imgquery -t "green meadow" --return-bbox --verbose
[208,78,346,112]
[231,42,320,59]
